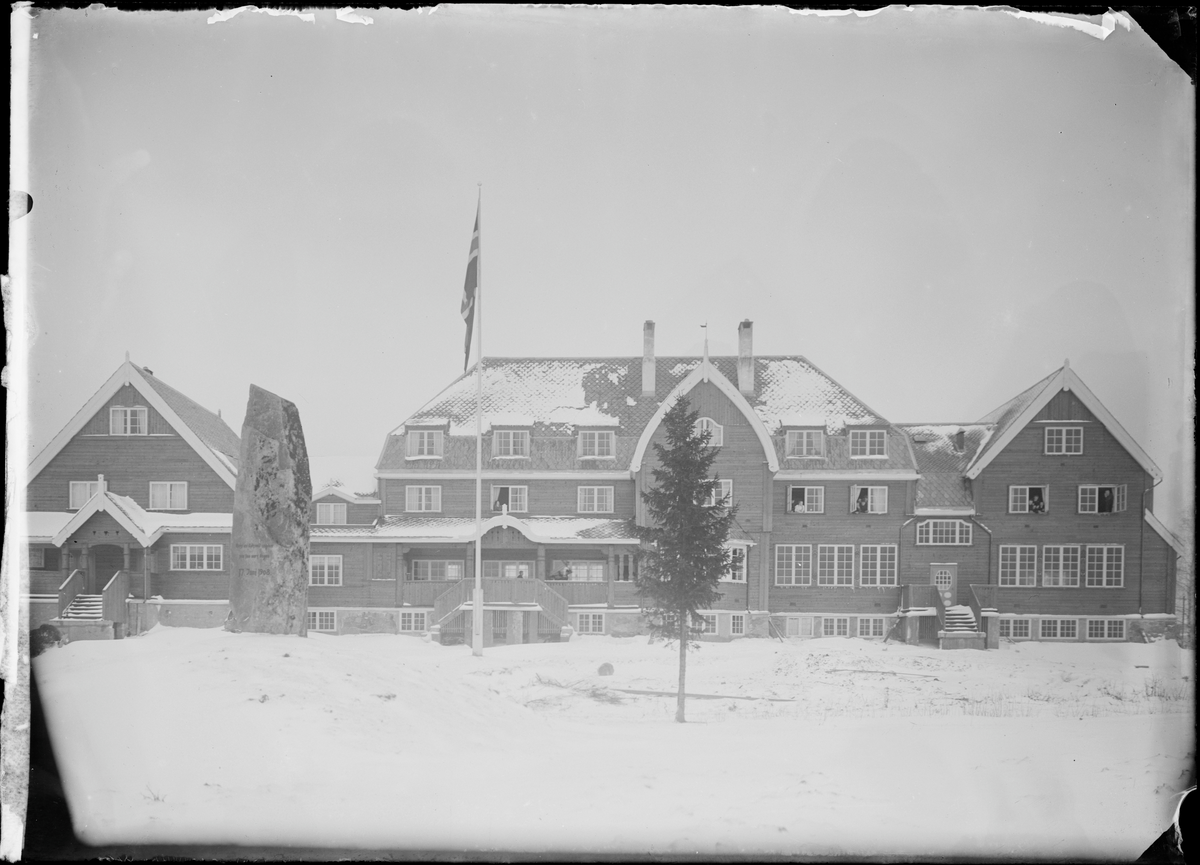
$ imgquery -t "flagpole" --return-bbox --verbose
[472,184,484,657]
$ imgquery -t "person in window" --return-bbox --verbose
[791,488,806,513]
[1028,488,1046,514]
[1098,487,1113,513]
[853,488,870,514]
[493,488,509,512]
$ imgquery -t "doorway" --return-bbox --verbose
[92,545,124,594]
[930,563,958,608]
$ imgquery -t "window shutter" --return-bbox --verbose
[878,487,888,513]
[850,485,859,514]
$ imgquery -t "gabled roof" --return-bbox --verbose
[965,362,1162,481]
[29,361,241,488]
[898,424,992,513]
[311,485,380,505]
[49,490,232,547]
[1143,509,1186,558]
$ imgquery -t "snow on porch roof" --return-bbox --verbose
[312,514,642,544]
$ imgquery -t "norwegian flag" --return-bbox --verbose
[460,203,480,371]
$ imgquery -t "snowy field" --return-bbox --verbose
[33,627,1194,858]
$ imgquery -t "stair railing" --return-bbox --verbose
[102,570,130,624]
[968,584,996,634]
[933,588,947,634]
[432,579,472,625]
[58,569,84,617]
[533,579,569,628]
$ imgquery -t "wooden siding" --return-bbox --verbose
[147,532,231,600]
[381,478,637,519]
[80,384,174,436]
[310,495,378,525]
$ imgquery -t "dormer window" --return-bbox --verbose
[849,429,887,458]
[1009,485,1048,514]
[695,417,723,447]
[1045,427,1083,455]
[316,502,348,524]
[492,429,530,458]
[785,430,823,458]
[578,430,615,459]
[406,429,444,459]
[110,406,148,436]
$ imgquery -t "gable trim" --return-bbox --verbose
[1143,509,1185,558]
[52,491,152,547]
[312,486,380,504]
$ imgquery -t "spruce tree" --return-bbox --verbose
[634,396,736,722]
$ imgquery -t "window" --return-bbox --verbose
[785,430,823,458]
[491,485,528,513]
[492,429,530,458]
[308,610,336,632]
[858,617,885,637]
[1078,484,1127,514]
[309,555,343,586]
[823,617,849,637]
[999,545,1037,586]
[69,481,101,510]
[617,552,638,582]
[1009,485,1048,514]
[577,486,614,513]
[29,547,44,569]
[1042,545,1080,587]
[916,520,973,546]
[859,545,897,586]
[578,430,615,458]
[170,544,223,571]
[1045,426,1083,455]
[315,502,348,525]
[731,614,745,636]
[849,429,887,458]
[149,481,187,510]
[110,406,148,436]
[695,417,723,447]
[722,545,747,582]
[411,560,464,580]
[787,486,824,514]
[817,545,854,586]
[775,545,812,586]
[406,429,444,459]
[405,486,441,512]
[1087,619,1125,640]
[696,614,717,635]
[400,611,426,632]
[483,561,533,579]
[999,618,1031,639]
[703,479,733,508]
[562,561,605,582]
[1041,619,1078,640]
[1085,545,1124,588]
[851,486,887,515]
[577,612,605,634]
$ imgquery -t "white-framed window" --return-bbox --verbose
[405,486,442,512]
[1087,619,1126,640]
[1078,484,1127,514]
[616,552,638,582]
[400,611,426,632]
[69,481,101,510]
[775,545,813,586]
[703,478,733,508]
[1045,426,1083,455]
[999,545,1037,586]
[849,429,887,458]
[1085,545,1124,588]
[859,545,897,586]
[482,561,533,579]
[787,486,824,514]
[731,614,745,636]
[315,502,348,525]
[492,429,530,458]
[578,430,615,458]
[411,560,464,580]
[149,481,188,510]
[1040,618,1078,640]
[577,612,605,634]
[562,561,606,582]
[309,555,343,586]
[998,618,1031,639]
[785,429,824,458]
[695,417,723,447]
[577,485,614,513]
[1042,545,1081,587]
[916,520,973,546]
[851,485,887,514]
[308,610,336,632]
[1009,485,1049,514]
[491,485,528,513]
[170,544,223,571]
[110,406,148,436]
[406,429,444,459]
[29,547,45,569]
[722,545,748,582]
[858,617,885,637]
[696,614,718,635]
[817,545,854,586]
[823,617,850,637]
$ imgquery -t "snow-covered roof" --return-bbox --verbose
[897,424,991,512]
[44,490,232,547]
[311,485,381,505]
[25,512,75,543]
[312,514,641,545]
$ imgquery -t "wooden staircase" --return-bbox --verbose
[431,578,570,644]
[61,594,103,620]
[938,604,987,650]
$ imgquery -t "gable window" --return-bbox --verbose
[851,485,888,515]
[411,560,464,580]
[703,479,733,508]
[309,555,343,586]
[400,611,426,632]
[149,482,188,510]
[1042,545,1081,587]
[1009,485,1048,514]
[817,544,854,586]
[170,544,223,571]
[785,430,823,458]
[695,417,723,447]
[859,545,897,586]
[492,429,530,458]
[577,485,614,513]
[916,520,973,546]
[308,610,336,632]
[1078,484,1127,514]
[1085,545,1123,588]
[775,545,812,586]
[849,429,887,458]
[405,429,444,459]
[110,406,148,436]
[578,430,615,459]
[577,612,605,634]
[405,486,442,512]
[69,481,101,510]
[722,544,748,582]
[315,502,348,525]
[483,561,533,579]
[999,545,1037,586]
[1045,426,1083,455]
[787,486,824,514]
[491,485,528,513]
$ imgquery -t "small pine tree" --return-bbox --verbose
[634,396,737,723]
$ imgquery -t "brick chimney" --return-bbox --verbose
[737,320,754,394]
[642,321,656,397]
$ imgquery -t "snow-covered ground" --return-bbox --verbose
[33,628,1194,858]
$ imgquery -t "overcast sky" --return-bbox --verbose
[21,7,1194,524]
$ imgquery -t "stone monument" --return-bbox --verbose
[227,385,312,635]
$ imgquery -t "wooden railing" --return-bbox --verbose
[431,578,571,629]
[102,570,129,624]
[402,580,460,608]
[969,584,997,611]
[546,581,608,606]
[933,588,947,632]
[432,580,472,625]
[482,578,538,604]
[533,580,568,628]
[58,569,84,617]
[900,583,936,610]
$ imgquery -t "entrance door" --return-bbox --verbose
[93,545,124,594]
[930,563,958,608]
